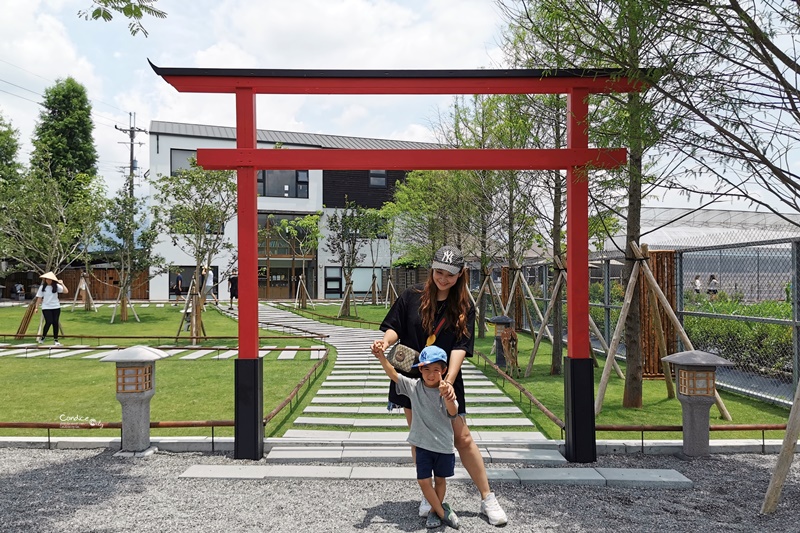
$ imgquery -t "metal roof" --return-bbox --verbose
[150,120,441,150]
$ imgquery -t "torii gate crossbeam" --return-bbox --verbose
[152,63,646,462]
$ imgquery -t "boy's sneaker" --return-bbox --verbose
[442,503,460,529]
[419,495,432,517]
[36,337,43,344]
[53,341,62,347]
[480,492,507,526]
[425,512,441,529]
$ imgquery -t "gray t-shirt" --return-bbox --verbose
[396,374,457,455]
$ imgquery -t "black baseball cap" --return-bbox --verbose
[431,245,464,274]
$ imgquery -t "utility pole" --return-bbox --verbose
[114,112,147,322]
[116,112,147,197]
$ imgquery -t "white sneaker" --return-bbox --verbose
[419,495,432,517]
[480,492,507,526]
[36,337,43,344]
[53,341,62,347]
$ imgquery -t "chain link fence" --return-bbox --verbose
[502,231,799,408]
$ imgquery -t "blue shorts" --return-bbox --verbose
[415,447,455,480]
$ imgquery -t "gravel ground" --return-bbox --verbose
[1,448,799,532]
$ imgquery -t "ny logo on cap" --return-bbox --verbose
[442,250,455,263]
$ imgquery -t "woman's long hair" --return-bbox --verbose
[418,270,471,339]
[39,280,54,293]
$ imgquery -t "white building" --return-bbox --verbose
[147,120,435,302]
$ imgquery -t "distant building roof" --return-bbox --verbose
[150,120,441,150]
[600,207,800,254]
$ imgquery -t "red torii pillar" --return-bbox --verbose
[151,63,644,462]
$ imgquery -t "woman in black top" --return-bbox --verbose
[371,245,507,526]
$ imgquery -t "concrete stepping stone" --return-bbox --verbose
[82,345,120,359]
[258,346,276,358]
[277,346,300,360]
[212,349,238,360]
[180,349,215,360]
[595,468,693,489]
[49,348,96,359]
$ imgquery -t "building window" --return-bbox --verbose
[369,170,387,188]
[257,170,310,198]
[171,149,196,175]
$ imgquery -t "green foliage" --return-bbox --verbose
[0,113,21,185]
[323,198,366,282]
[0,170,106,275]
[149,159,237,274]
[268,212,322,264]
[96,187,167,302]
[30,78,98,201]
[684,299,793,376]
[78,0,167,37]
[392,170,460,265]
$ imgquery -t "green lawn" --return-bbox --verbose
[0,304,332,438]
[0,302,792,442]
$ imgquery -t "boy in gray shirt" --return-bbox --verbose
[374,345,460,529]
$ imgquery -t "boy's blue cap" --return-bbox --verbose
[413,346,448,368]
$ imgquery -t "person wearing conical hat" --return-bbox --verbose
[35,272,68,346]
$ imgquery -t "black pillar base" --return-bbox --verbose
[234,358,264,460]
[564,357,596,463]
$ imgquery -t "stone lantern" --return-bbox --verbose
[101,346,167,456]
[662,350,734,457]
[487,315,514,367]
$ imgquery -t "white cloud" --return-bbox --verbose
[0,0,507,194]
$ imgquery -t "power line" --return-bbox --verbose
[115,112,147,198]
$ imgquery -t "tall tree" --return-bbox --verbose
[271,212,322,308]
[78,0,167,37]
[29,77,98,200]
[0,113,21,186]
[643,0,800,218]
[97,187,167,322]
[0,169,105,336]
[324,199,366,318]
[498,0,683,406]
[150,160,237,341]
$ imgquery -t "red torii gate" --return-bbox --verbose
[151,62,644,462]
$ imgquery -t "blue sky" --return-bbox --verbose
[0,0,505,195]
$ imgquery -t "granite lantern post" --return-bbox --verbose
[102,346,166,455]
[487,315,514,368]
[662,350,733,457]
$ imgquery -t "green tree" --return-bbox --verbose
[0,113,21,186]
[324,199,366,318]
[0,170,105,336]
[498,0,682,406]
[271,212,322,308]
[78,0,167,37]
[29,77,98,200]
[150,160,237,341]
[360,208,389,305]
[97,187,167,322]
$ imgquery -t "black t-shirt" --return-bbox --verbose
[380,284,475,413]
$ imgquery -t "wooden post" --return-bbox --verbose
[595,260,640,414]
[761,379,800,514]
[631,242,731,420]
[523,270,564,378]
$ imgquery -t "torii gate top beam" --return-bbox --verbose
[149,61,647,95]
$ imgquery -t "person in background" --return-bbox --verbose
[228,268,239,310]
[693,275,701,294]
[374,345,461,529]
[707,274,719,298]
[172,272,184,306]
[36,271,68,346]
[371,245,508,527]
[201,266,219,308]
